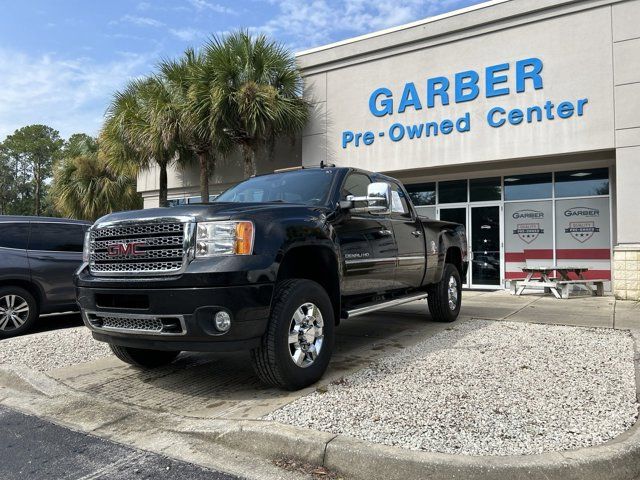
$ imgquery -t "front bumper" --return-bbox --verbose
[76,283,273,352]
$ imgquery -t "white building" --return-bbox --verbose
[138,0,640,300]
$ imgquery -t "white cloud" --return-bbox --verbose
[257,0,473,51]
[169,27,207,41]
[0,49,151,140]
[117,14,165,28]
[187,0,237,14]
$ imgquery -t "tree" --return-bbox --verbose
[2,125,63,215]
[63,133,99,158]
[193,31,309,178]
[102,77,188,207]
[159,49,229,203]
[50,137,141,221]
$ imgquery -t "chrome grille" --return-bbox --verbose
[85,311,186,335]
[89,221,189,276]
[102,316,163,333]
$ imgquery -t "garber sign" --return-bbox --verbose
[341,57,589,149]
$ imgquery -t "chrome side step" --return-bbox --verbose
[345,292,428,319]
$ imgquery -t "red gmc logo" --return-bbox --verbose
[107,242,145,256]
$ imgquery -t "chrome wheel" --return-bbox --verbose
[447,276,458,311]
[0,294,30,331]
[288,302,324,368]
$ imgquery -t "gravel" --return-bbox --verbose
[266,320,639,456]
[0,327,111,372]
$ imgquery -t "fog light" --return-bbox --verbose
[214,311,231,332]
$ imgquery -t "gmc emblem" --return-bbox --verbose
[107,242,145,256]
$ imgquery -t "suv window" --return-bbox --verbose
[28,223,86,252]
[342,172,371,199]
[0,223,30,249]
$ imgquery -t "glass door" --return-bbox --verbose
[438,206,469,286]
[470,205,502,288]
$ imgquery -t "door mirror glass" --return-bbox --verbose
[366,182,392,214]
[343,181,391,215]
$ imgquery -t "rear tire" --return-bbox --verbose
[427,263,462,323]
[251,279,335,390]
[0,287,39,338]
[109,344,180,368]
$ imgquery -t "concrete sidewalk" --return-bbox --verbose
[0,290,638,479]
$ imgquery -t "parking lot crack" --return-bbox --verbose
[500,295,542,321]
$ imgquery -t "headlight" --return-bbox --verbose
[82,230,91,263]
[195,221,254,257]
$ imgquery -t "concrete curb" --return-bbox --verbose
[0,329,638,480]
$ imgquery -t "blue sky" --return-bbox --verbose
[0,0,486,140]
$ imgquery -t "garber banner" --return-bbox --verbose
[341,57,589,149]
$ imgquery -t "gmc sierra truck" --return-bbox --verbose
[75,166,468,390]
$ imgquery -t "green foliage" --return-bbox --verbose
[101,76,192,207]
[0,124,63,216]
[191,30,309,178]
[50,138,142,221]
[63,133,99,158]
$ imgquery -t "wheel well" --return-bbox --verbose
[276,246,341,324]
[445,247,463,277]
[0,279,42,307]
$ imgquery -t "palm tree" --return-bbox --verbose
[159,49,231,202]
[51,146,142,221]
[193,31,309,178]
[102,77,187,207]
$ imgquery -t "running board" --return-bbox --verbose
[345,292,428,319]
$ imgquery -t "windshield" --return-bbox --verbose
[215,169,336,206]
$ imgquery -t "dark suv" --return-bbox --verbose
[0,216,90,338]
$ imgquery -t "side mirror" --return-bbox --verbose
[343,182,392,215]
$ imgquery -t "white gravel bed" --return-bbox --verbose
[266,320,639,456]
[0,327,111,372]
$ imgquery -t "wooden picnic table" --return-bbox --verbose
[512,266,605,299]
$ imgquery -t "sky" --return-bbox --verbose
[0,0,487,141]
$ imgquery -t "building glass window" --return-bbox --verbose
[406,182,436,206]
[438,180,467,203]
[554,168,609,198]
[470,177,501,202]
[504,173,552,201]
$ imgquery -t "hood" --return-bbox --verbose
[94,202,329,226]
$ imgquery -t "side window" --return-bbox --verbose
[341,172,371,199]
[390,183,411,217]
[0,223,30,249]
[28,223,86,252]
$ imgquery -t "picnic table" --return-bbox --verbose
[511,266,606,299]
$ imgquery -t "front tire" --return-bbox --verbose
[427,263,462,322]
[251,279,335,390]
[0,287,39,338]
[109,344,180,368]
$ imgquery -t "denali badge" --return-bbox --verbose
[107,242,145,256]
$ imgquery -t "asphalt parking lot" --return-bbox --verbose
[0,405,236,480]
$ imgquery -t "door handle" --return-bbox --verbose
[411,230,422,237]
[379,229,393,236]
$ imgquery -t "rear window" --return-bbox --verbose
[0,223,30,249]
[28,223,86,252]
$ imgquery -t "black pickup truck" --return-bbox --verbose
[75,166,468,390]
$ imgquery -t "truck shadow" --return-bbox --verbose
[76,304,482,419]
